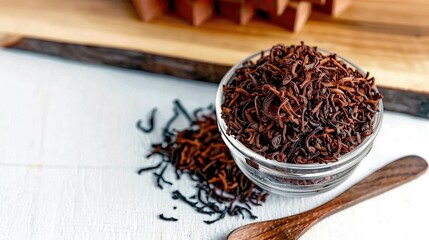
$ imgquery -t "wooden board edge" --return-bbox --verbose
[0,34,23,47]
[378,87,429,119]
[4,37,429,119]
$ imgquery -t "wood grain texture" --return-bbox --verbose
[0,0,427,91]
[6,37,230,82]
[228,156,428,240]
[7,37,429,119]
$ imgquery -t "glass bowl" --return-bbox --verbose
[215,48,383,197]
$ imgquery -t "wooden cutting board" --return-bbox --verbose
[0,0,428,118]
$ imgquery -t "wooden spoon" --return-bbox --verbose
[228,155,428,240]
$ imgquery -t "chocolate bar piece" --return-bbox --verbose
[313,0,353,16]
[249,0,289,16]
[266,1,312,32]
[216,0,254,25]
[174,0,214,26]
[132,0,169,21]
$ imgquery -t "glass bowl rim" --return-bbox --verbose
[215,47,383,170]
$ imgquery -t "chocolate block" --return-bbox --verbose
[302,0,325,4]
[174,0,214,26]
[249,0,289,16]
[260,1,311,32]
[216,0,254,24]
[132,0,169,21]
[313,0,353,16]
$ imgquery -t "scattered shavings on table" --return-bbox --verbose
[136,100,268,224]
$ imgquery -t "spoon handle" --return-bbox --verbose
[314,155,427,218]
[227,156,428,240]
[282,155,428,240]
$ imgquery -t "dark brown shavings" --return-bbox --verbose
[136,108,157,133]
[221,42,382,164]
[137,100,268,224]
[159,214,178,222]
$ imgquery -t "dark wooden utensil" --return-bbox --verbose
[228,155,428,240]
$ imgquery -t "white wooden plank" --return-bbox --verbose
[0,49,428,239]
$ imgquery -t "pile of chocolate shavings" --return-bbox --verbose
[221,42,382,164]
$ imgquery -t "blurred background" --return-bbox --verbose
[1,0,428,114]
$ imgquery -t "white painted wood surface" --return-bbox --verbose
[0,49,428,240]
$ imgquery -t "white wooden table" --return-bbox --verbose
[1,49,428,240]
